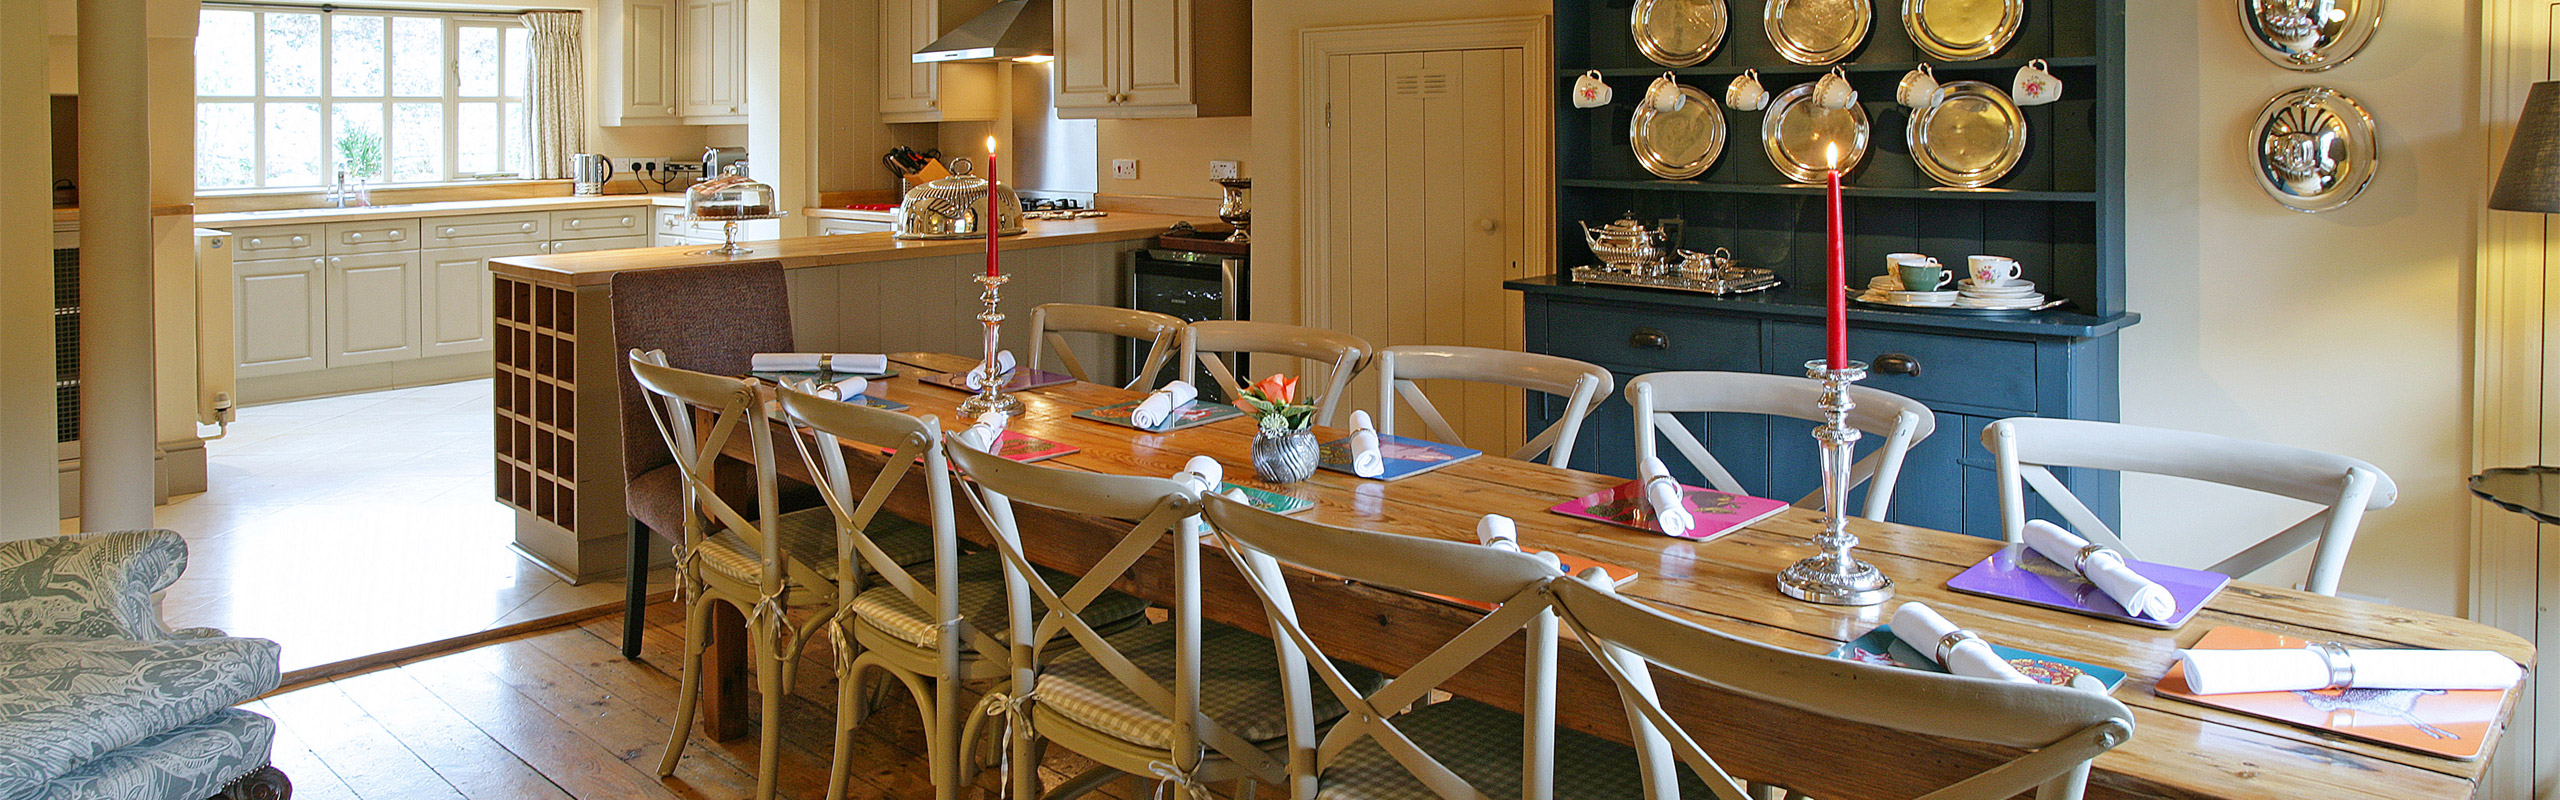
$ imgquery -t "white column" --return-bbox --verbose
[0,0,60,538]
[77,0,158,529]
[748,0,814,237]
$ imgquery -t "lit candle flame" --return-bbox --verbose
[987,136,998,154]
[1827,142,1840,170]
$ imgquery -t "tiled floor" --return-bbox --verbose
[60,379,672,676]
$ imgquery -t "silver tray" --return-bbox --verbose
[2241,0,2382,72]
[1574,264,1782,295]
[2251,86,2376,213]
[1901,0,2022,60]
[1765,0,1871,64]
[1633,0,1728,67]
[1851,295,2066,316]
[1908,81,2026,188]
[1632,85,1728,179]
[1763,81,1870,182]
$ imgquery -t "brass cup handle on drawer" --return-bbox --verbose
[1872,353,1922,376]
[1630,328,1670,350]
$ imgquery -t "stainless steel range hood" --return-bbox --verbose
[912,0,1053,63]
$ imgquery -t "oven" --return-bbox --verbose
[1125,231,1247,397]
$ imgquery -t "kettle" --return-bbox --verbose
[572,153,614,196]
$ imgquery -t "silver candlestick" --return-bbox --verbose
[957,273,1024,417]
[1776,359,1894,606]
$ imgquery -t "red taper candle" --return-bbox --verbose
[985,137,1001,277]
[1824,144,1847,370]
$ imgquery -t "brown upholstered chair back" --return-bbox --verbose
[610,262,796,485]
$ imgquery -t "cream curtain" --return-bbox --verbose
[522,11,587,180]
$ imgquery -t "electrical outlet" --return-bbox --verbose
[1209,160,1239,180]
[1112,159,1140,180]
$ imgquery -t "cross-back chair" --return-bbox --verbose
[1184,320,1373,427]
[777,387,997,800]
[629,351,846,800]
[1628,372,1936,520]
[1983,417,2397,596]
[1205,495,1676,800]
[947,444,1346,800]
[1374,345,1612,469]
[1548,575,2135,800]
[1027,303,1188,390]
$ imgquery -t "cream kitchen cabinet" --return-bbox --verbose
[545,235,653,254]
[1051,0,1248,119]
[324,252,422,367]
[421,243,537,359]
[880,0,1001,123]
[602,0,745,126]
[234,256,327,379]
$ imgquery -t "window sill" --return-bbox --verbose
[196,179,569,199]
[195,179,576,215]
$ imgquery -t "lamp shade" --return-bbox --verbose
[2493,82,2560,212]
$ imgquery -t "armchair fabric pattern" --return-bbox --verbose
[0,531,191,640]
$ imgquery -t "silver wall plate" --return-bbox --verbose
[2251,87,2377,213]
[1763,81,1870,182]
[1902,0,2023,61]
[1633,85,1729,179]
[1909,81,2027,187]
[1634,0,1729,67]
[1765,0,1871,65]
[2240,0,2382,72]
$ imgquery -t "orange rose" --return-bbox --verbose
[1253,374,1297,404]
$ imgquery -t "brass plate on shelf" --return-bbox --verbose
[1633,0,1728,67]
[1631,85,1728,179]
[2241,0,2382,72]
[1764,0,1871,64]
[1908,81,2026,187]
[2251,86,2376,213]
[1901,0,2022,60]
[1762,82,1870,182]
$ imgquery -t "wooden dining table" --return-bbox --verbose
[689,351,2530,800]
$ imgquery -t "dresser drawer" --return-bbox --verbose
[549,208,648,240]
[545,235,651,254]
[424,212,549,247]
[1536,300,1761,373]
[1768,323,2040,414]
[230,225,326,260]
[324,220,418,253]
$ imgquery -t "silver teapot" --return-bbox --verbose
[1580,213,1668,270]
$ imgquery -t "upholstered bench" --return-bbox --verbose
[0,531,290,800]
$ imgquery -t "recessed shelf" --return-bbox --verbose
[1558,56,2098,80]
[1560,178,2099,202]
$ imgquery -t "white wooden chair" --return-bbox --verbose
[1205,495,1670,800]
[1027,303,1188,390]
[631,351,894,800]
[1983,417,2397,596]
[1548,575,2135,800]
[1628,372,1936,520]
[946,443,1356,800]
[1375,345,1612,469]
[778,387,1014,800]
[1184,320,1374,427]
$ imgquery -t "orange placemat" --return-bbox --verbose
[2155,626,2511,760]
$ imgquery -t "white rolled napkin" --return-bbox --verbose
[1477,514,1519,551]
[963,350,1020,390]
[1641,457,1695,537]
[2023,520,2175,620]
[1129,380,1199,429]
[1171,455,1224,495]
[753,352,888,374]
[782,375,867,402]
[1892,602,2035,684]
[954,409,1009,451]
[2176,647,2522,695]
[1347,410,1385,478]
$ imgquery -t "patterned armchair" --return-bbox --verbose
[0,531,291,800]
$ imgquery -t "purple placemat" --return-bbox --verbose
[922,368,1078,393]
[1946,544,2228,630]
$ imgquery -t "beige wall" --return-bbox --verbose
[3,0,60,539]
[1096,116,1252,198]
[2124,4,2481,614]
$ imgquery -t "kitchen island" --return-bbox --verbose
[484,212,1214,581]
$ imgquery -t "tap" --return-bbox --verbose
[327,170,349,208]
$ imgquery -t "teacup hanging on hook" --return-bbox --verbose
[1897,63,1941,109]
[2013,59,2062,105]
[1571,70,1614,108]
[1646,72,1687,112]
[1726,69,1768,111]
[1812,67,1858,110]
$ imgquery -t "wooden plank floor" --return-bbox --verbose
[254,599,1180,800]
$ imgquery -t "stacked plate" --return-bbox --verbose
[1955,279,2045,309]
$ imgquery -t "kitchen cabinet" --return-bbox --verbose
[234,257,327,379]
[427,212,550,248]
[880,0,1000,123]
[1051,0,1247,119]
[325,252,422,367]
[545,235,652,254]
[602,0,745,126]
[422,244,537,359]
[549,208,649,240]
[815,217,893,236]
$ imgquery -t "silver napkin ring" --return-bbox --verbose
[1937,630,1983,665]
[2073,543,2113,572]
[2308,642,2355,689]
[818,354,835,372]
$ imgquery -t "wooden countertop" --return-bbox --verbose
[195,194,685,227]
[54,204,198,223]
[489,212,1218,287]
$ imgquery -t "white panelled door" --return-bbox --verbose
[1314,46,1531,454]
